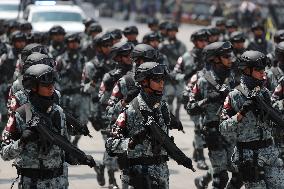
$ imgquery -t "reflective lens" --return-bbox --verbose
[222,41,232,50]
[151,64,169,75]
[38,71,57,85]
[144,49,159,60]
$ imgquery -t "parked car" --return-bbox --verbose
[23,3,86,33]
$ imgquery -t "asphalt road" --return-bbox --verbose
[0,17,217,189]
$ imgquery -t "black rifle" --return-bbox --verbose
[143,114,195,172]
[64,111,92,137]
[28,115,96,168]
[250,87,284,127]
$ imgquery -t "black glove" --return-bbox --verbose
[85,155,96,168]
[240,99,255,116]
[20,129,38,145]
[124,88,140,103]
[207,92,223,102]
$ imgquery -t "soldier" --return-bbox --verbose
[48,25,66,59]
[13,43,49,80]
[158,21,169,42]
[81,32,114,186]
[224,19,238,41]
[268,29,284,66]
[107,44,160,123]
[266,42,284,92]
[19,20,33,35]
[1,31,27,83]
[220,50,284,188]
[82,23,103,61]
[247,22,273,55]
[56,33,86,146]
[99,41,134,189]
[159,21,187,120]
[187,42,240,189]
[0,19,19,43]
[107,28,123,45]
[1,64,96,189]
[229,31,246,58]
[207,26,220,44]
[214,17,226,41]
[175,29,208,170]
[142,32,169,67]
[147,17,159,32]
[106,62,171,189]
[123,26,139,46]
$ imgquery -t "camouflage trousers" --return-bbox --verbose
[164,82,184,119]
[18,163,69,189]
[191,115,205,149]
[232,144,284,189]
[18,175,68,189]
[0,83,8,134]
[127,163,169,189]
[102,133,119,171]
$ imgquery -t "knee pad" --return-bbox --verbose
[212,170,228,189]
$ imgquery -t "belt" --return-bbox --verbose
[204,121,219,128]
[129,155,169,166]
[17,167,63,180]
[237,138,273,150]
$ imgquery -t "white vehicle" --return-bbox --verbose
[0,0,21,20]
[24,3,86,33]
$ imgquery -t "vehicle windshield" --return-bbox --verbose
[31,11,83,22]
[0,4,19,11]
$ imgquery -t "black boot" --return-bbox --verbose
[94,163,105,186]
[194,172,212,189]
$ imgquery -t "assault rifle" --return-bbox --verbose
[28,115,96,168]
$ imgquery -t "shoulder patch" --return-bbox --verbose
[116,112,127,128]
[223,96,231,109]
[190,74,198,84]
[111,84,122,98]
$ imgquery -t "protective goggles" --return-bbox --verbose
[37,70,58,86]
[38,58,57,68]
[150,64,169,76]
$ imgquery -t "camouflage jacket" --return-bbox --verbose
[1,103,69,169]
[159,39,187,71]
[265,65,284,92]
[186,70,237,125]
[56,51,85,92]
[219,82,273,143]
[106,93,171,159]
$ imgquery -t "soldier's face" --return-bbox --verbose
[67,41,79,50]
[253,29,263,37]
[167,30,177,38]
[149,78,165,93]
[233,42,245,49]
[220,53,234,68]
[195,39,207,49]
[35,84,54,97]
[100,44,112,55]
[208,35,219,43]
[121,54,132,65]
[125,34,137,41]
[251,68,266,80]
[14,40,26,49]
[149,40,160,49]
[52,34,65,42]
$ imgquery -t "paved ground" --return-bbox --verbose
[0,17,227,189]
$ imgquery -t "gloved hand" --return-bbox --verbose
[86,155,96,168]
[240,99,255,116]
[207,92,223,102]
[20,129,38,145]
[124,88,140,103]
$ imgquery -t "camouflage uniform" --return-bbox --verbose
[187,70,237,188]
[56,49,86,145]
[159,37,187,119]
[220,81,284,188]
[106,93,170,189]
[1,100,69,189]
